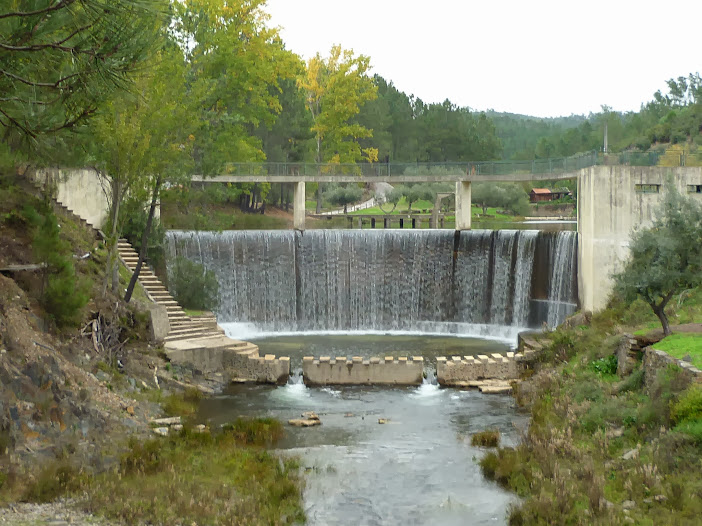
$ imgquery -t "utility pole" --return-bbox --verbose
[603,123,608,154]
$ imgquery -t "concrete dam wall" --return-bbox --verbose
[166,229,579,333]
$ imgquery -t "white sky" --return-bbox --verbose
[265,0,701,117]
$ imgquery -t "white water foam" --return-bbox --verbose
[220,322,527,348]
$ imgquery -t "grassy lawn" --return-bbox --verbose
[654,333,702,369]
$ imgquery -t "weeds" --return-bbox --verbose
[85,426,303,525]
[482,288,702,524]
[471,429,501,448]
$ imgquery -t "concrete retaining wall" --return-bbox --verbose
[30,168,110,228]
[165,341,290,385]
[578,166,702,312]
[643,347,702,389]
[436,351,536,386]
[224,347,290,384]
[29,167,161,230]
[302,356,424,386]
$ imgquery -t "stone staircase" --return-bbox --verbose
[116,239,224,343]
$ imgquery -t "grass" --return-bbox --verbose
[471,429,501,448]
[479,286,702,524]
[9,423,304,525]
[655,334,702,369]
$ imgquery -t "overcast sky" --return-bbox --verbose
[265,0,701,118]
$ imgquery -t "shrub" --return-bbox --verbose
[471,429,501,448]
[120,438,165,476]
[221,417,285,447]
[617,367,645,393]
[33,206,89,327]
[671,384,702,429]
[479,447,532,496]
[589,355,618,376]
[22,462,82,503]
[170,257,219,311]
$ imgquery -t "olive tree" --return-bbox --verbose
[614,185,702,335]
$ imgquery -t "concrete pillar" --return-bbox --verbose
[357,217,363,229]
[293,181,305,230]
[455,181,472,230]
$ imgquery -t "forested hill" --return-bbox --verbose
[485,112,588,160]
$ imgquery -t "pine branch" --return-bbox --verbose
[0,0,75,20]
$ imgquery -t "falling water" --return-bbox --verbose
[165,229,578,333]
[546,231,578,328]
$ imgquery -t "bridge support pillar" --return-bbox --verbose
[293,181,305,230]
[455,181,472,230]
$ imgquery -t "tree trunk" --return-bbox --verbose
[315,137,322,214]
[103,178,122,297]
[653,305,671,336]
[125,176,162,303]
[652,294,674,336]
[315,184,322,214]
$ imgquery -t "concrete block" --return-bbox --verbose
[147,303,170,343]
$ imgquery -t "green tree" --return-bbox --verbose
[90,44,194,298]
[472,183,530,216]
[33,204,89,327]
[171,257,219,311]
[0,0,166,160]
[325,184,363,213]
[298,45,378,212]
[614,185,702,335]
[174,0,298,174]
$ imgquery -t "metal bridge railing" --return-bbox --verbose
[215,149,699,179]
[220,151,598,178]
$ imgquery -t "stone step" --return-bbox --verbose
[164,330,224,342]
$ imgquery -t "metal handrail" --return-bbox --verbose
[215,151,599,178]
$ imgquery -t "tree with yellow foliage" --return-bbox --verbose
[298,45,378,212]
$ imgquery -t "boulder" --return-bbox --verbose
[153,427,169,437]
[288,418,321,427]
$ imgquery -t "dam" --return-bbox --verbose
[165,229,578,335]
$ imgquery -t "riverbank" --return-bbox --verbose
[0,175,305,524]
[481,290,702,524]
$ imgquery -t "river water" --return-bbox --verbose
[197,334,529,525]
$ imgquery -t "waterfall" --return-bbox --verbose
[546,231,578,328]
[165,229,578,334]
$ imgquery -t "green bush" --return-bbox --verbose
[33,205,89,327]
[221,417,285,446]
[23,462,82,503]
[671,384,702,425]
[170,257,219,311]
[589,355,618,376]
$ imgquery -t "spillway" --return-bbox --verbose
[165,229,577,333]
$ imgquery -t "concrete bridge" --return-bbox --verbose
[192,151,597,231]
